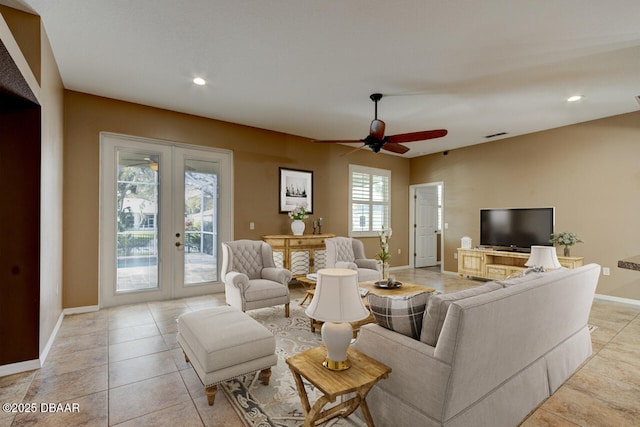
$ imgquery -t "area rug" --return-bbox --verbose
[220,300,364,427]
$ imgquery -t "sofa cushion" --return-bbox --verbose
[368,292,431,340]
[420,282,502,346]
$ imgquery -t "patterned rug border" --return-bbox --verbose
[218,301,360,427]
[222,373,277,427]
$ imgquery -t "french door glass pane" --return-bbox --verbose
[184,159,218,285]
[115,152,159,292]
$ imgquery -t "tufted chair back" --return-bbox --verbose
[325,236,382,282]
[330,237,356,263]
[221,239,291,317]
[221,240,275,280]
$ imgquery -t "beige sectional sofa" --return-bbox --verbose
[354,263,601,427]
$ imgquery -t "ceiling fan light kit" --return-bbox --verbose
[313,93,447,155]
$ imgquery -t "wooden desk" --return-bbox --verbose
[286,346,391,427]
[262,234,335,278]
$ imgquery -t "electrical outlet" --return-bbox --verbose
[603,267,610,276]
[453,252,458,259]
[398,248,401,254]
[249,222,255,230]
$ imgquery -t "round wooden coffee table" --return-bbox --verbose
[305,280,435,334]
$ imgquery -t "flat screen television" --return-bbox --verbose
[480,207,554,252]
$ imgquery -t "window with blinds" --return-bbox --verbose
[349,165,391,236]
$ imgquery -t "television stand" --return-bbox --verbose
[496,247,531,254]
[457,248,584,280]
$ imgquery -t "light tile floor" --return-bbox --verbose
[1,268,639,426]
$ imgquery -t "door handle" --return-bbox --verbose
[175,242,182,247]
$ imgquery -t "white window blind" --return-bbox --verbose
[349,165,391,237]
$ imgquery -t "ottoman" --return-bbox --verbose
[176,306,277,405]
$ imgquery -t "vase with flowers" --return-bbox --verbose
[550,231,583,257]
[376,226,392,280]
[288,204,309,235]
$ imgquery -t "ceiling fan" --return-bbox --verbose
[313,93,447,155]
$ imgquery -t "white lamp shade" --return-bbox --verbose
[525,246,562,269]
[305,268,369,322]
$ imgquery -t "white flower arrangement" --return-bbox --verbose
[377,226,392,263]
[549,231,583,248]
[288,204,309,220]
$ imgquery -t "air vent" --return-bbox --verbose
[484,132,507,139]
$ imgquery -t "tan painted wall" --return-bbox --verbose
[0,5,40,84]
[0,6,64,359]
[63,91,411,308]
[410,111,640,300]
[38,24,64,352]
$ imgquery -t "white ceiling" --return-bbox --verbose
[8,0,640,157]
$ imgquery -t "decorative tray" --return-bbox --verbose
[374,280,403,289]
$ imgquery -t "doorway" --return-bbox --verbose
[99,133,233,307]
[409,183,443,270]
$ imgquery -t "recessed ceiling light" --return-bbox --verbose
[193,77,206,86]
[567,95,584,102]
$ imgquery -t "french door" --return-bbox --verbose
[100,133,233,307]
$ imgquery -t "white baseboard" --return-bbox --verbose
[39,311,65,367]
[0,359,40,377]
[63,305,100,315]
[1,306,100,377]
[594,293,640,307]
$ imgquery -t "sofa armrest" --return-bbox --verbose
[262,267,292,285]
[224,271,249,291]
[354,323,451,419]
[355,258,379,271]
[335,261,358,270]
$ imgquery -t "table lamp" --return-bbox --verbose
[305,268,370,371]
[525,246,562,270]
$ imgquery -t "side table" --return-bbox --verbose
[296,275,317,306]
[286,346,391,427]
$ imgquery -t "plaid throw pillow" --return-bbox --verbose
[367,292,432,340]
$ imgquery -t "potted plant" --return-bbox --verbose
[550,231,583,257]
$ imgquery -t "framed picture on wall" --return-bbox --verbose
[279,167,313,213]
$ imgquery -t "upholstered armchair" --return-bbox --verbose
[221,240,291,317]
[325,237,382,282]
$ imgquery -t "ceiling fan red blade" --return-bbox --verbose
[386,129,448,144]
[382,142,410,154]
[312,139,363,143]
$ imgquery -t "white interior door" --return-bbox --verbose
[415,186,439,267]
[100,134,232,307]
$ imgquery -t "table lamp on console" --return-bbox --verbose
[305,268,370,371]
[525,245,562,271]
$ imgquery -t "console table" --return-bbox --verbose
[457,248,584,280]
[262,234,335,278]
